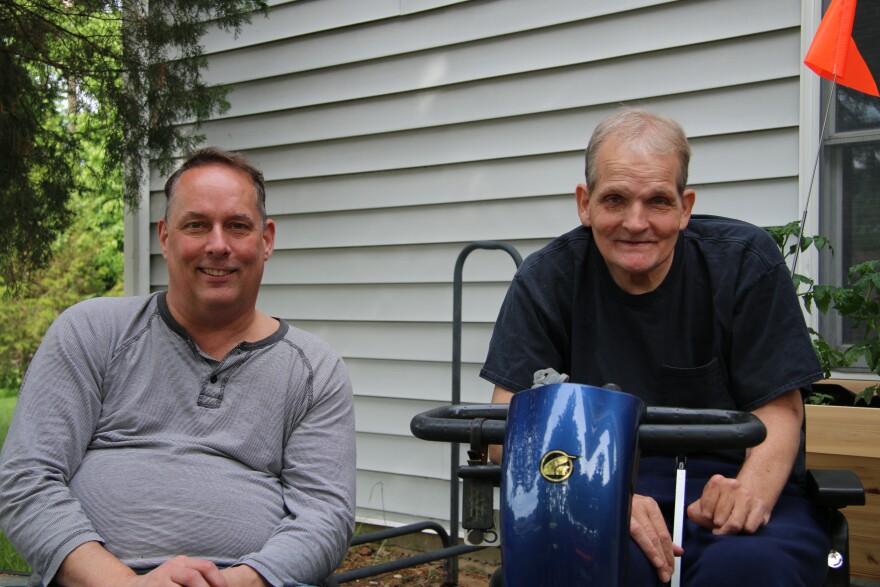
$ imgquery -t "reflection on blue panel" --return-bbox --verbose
[501,383,644,586]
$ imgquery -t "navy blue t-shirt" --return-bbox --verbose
[481,216,822,472]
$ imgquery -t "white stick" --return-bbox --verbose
[672,459,686,587]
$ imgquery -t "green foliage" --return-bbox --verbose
[764,222,842,379]
[804,390,835,406]
[765,220,833,264]
[809,261,880,405]
[0,134,123,389]
[766,221,880,406]
[0,0,268,290]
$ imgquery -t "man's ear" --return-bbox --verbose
[262,219,276,261]
[679,188,696,230]
[575,183,591,228]
[158,217,168,260]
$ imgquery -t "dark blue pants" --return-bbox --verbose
[626,457,830,587]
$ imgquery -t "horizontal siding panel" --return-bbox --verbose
[346,358,492,404]
[261,155,577,215]
[400,0,472,16]
[192,84,800,183]
[257,283,510,323]
[356,471,460,524]
[262,242,531,285]
[693,128,798,185]
[357,398,506,443]
[355,432,457,474]
[204,0,672,56]
[216,30,798,124]
[204,0,795,87]
[203,0,403,54]
[279,320,494,364]
[692,178,800,227]
[355,397,442,437]
[269,196,574,250]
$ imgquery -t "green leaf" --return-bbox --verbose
[806,391,834,405]
[811,286,834,314]
[853,384,878,406]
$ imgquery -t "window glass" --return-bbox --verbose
[839,143,880,270]
[836,88,880,132]
[818,1,880,350]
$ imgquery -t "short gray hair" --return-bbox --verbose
[585,109,690,195]
[164,147,267,228]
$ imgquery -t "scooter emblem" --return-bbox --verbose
[539,450,577,482]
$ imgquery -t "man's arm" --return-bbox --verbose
[0,302,109,582]
[487,386,513,464]
[686,388,803,534]
[235,355,356,586]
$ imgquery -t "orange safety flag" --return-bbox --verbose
[804,0,880,97]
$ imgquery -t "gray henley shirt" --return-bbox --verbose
[0,292,356,586]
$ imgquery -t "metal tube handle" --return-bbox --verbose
[410,403,766,452]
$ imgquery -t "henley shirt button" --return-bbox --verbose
[210,375,218,384]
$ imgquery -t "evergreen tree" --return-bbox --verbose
[0,0,268,291]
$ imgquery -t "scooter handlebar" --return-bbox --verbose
[410,403,766,452]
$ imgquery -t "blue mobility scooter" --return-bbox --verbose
[411,380,864,587]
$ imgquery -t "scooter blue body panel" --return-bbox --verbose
[501,383,644,586]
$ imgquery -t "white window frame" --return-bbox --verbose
[802,0,880,379]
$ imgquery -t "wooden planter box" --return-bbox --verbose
[805,402,880,580]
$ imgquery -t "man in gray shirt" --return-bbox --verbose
[0,148,356,587]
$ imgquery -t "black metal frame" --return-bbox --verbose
[808,469,866,587]
[447,242,522,581]
[323,522,486,586]
[324,242,522,586]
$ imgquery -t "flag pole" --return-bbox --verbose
[790,77,837,278]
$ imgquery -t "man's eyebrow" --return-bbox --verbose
[227,213,256,223]
[650,188,677,197]
[176,211,256,223]
[177,211,209,221]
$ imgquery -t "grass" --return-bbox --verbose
[0,394,30,573]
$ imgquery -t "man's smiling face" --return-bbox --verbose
[576,138,695,294]
[158,163,275,321]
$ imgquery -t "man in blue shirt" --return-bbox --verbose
[482,109,829,586]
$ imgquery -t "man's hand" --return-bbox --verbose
[686,389,804,537]
[57,543,230,587]
[630,494,683,583]
[220,565,270,587]
[119,556,228,587]
[686,474,771,535]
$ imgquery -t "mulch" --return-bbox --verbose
[333,542,496,587]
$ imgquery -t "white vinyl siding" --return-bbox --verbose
[141,0,809,528]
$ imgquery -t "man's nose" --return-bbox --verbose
[622,203,649,231]
[205,226,231,255]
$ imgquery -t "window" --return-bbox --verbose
[818,1,880,351]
